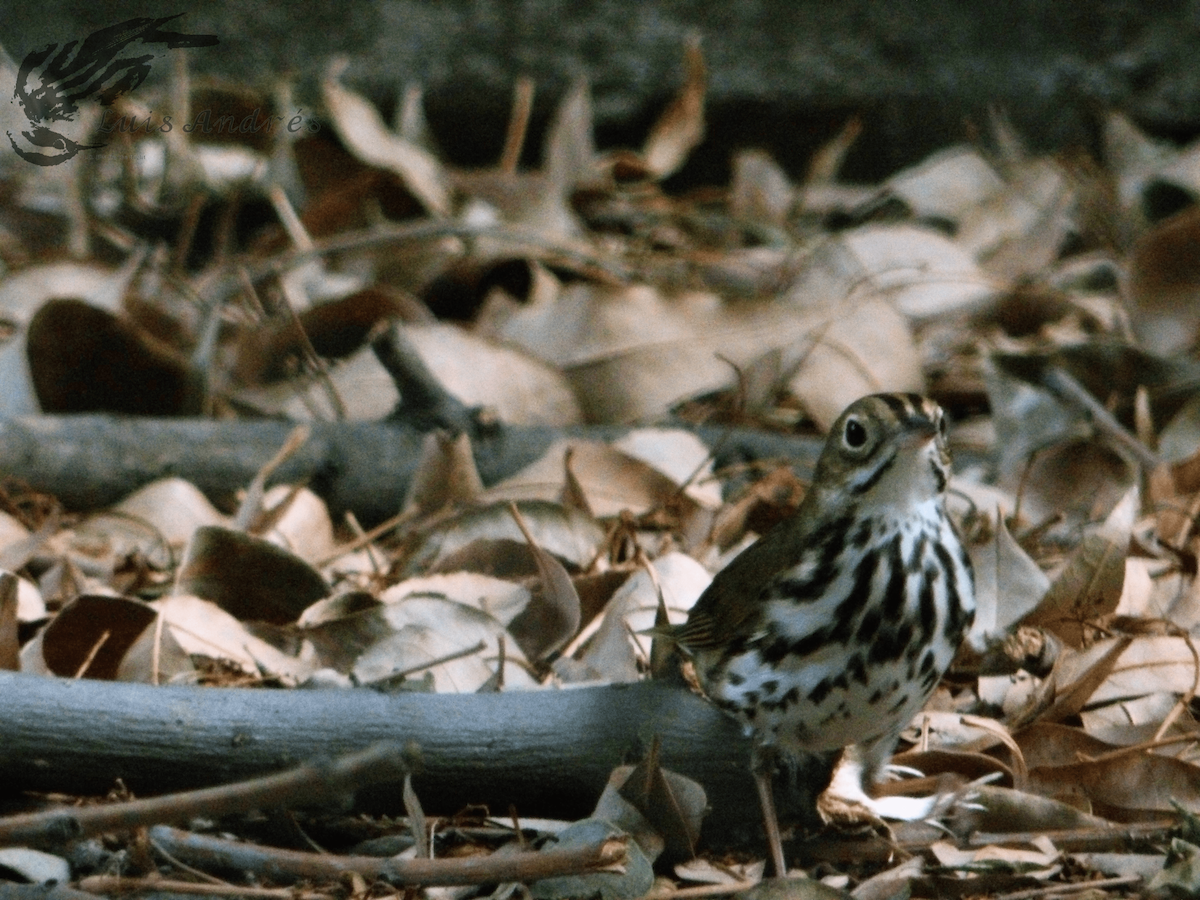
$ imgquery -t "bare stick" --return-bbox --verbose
[0,742,411,848]
[149,824,626,887]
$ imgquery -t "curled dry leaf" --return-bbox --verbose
[790,223,996,323]
[613,744,707,862]
[403,430,484,517]
[113,477,229,551]
[404,499,604,575]
[885,145,1006,224]
[361,592,537,690]
[154,594,314,681]
[787,298,924,431]
[259,484,337,564]
[1127,204,1200,354]
[1020,722,1200,818]
[232,347,401,422]
[641,35,705,180]
[177,525,329,625]
[507,501,581,664]
[20,593,192,683]
[966,514,1050,652]
[952,784,1112,835]
[1021,486,1136,647]
[401,322,583,427]
[322,59,450,217]
[483,436,710,519]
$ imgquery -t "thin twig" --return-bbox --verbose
[990,874,1142,900]
[0,742,411,848]
[500,77,535,175]
[79,876,334,898]
[643,880,761,900]
[1040,366,1161,469]
[149,824,627,887]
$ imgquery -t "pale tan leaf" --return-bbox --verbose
[402,323,582,426]
[642,35,705,179]
[403,431,484,516]
[322,58,450,216]
[544,78,595,194]
[405,500,604,574]
[967,514,1050,651]
[787,299,924,430]
[731,150,793,226]
[1090,635,1200,705]
[379,572,532,627]
[824,224,997,321]
[113,477,229,551]
[154,594,312,681]
[260,485,337,564]
[1022,487,1135,646]
[1035,637,1134,723]
[885,145,1006,223]
[0,572,18,671]
[508,502,581,663]
[484,440,664,515]
[1081,691,1184,745]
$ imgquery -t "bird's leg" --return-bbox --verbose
[751,744,787,877]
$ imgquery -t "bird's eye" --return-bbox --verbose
[844,417,867,449]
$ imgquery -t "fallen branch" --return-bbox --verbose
[143,824,626,887]
[0,673,773,841]
[0,742,412,848]
[0,416,824,524]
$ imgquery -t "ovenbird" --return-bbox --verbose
[667,393,975,875]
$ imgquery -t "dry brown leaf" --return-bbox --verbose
[1026,636,1134,725]
[1127,204,1200,354]
[20,594,192,683]
[321,59,450,216]
[402,322,583,426]
[0,572,18,671]
[1022,486,1136,646]
[1027,744,1200,818]
[953,784,1112,834]
[232,347,401,421]
[154,594,313,681]
[176,525,329,625]
[787,299,924,430]
[113,477,229,551]
[507,501,581,664]
[403,430,484,516]
[614,744,706,861]
[642,35,705,179]
[967,514,1050,652]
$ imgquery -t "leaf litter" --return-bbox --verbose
[1,31,1200,900]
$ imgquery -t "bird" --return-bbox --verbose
[663,392,975,875]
